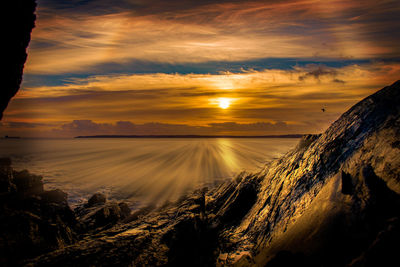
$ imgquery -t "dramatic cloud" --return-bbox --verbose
[3,0,399,137]
[25,0,400,74]
[3,61,400,137]
[297,65,338,81]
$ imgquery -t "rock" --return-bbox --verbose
[341,170,353,195]
[94,204,123,226]
[13,169,43,196]
[1,0,36,119]
[19,81,400,266]
[0,158,15,194]
[0,158,12,167]
[391,140,400,149]
[119,202,131,218]
[161,216,214,267]
[40,189,68,204]
[90,202,131,226]
[349,217,400,267]
[76,197,131,231]
[0,159,79,266]
[125,204,156,222]
[87,193,106,207]
[265,251,308,267]
[216,174,259,225]
[296,134,321,150]
[229,80,400,266]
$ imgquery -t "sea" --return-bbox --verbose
[0,138,298,209]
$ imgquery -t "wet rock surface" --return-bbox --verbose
[1,81,400,266]
[74,194,131,232]
[87,193,106,207]
[229,80,400,266]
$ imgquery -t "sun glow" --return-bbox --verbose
[218,98,231,109]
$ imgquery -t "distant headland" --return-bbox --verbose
[3,135,21,139]
[74,134,304,139]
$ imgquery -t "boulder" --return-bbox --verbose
[87,193,106,207]
[13,169,43,196]
[118,202,131,218]
[75,194,131,231]
[40,189,68,204]
[81,202,131,230]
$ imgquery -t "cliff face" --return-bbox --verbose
[228,80,400,266]
[1,0,36,119]
[17,81,400,266]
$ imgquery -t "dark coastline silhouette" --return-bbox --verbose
[74,134,304,138]
[1,0,36,120]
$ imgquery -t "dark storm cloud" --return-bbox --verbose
[298,65,338,81]
[332,78,345,84]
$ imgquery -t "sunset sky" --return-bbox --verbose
[2,0,400,137]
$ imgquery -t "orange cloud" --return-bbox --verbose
[3,62,400,137]
[25,0,400,74]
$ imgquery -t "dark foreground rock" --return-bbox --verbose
[1,0,36,119]
[74,193,131,232]
[1,81,400,266]
[0,159,78,266]
[0,161,131,266]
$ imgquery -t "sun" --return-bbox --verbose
[218,98,231,109]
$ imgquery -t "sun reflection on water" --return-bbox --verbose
[0,138,298,209]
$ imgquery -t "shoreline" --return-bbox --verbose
[1,81,400,266]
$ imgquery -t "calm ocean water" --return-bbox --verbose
[0,138,298,208]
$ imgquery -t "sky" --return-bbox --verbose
[2,0,400,137]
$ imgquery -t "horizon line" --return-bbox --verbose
[74,134,305,139]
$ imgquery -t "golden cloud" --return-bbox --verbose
[25,0,400,74]
[3,62,399,137]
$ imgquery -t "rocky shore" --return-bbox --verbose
[3,1,400,265]
[0,81,399,266]
[0,159,132,266]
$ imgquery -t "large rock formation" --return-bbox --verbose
[1,0,36,119]
[231,80,400,266]
[0,160,131,266]
[21,81,400,267]
[0,159,79,266]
